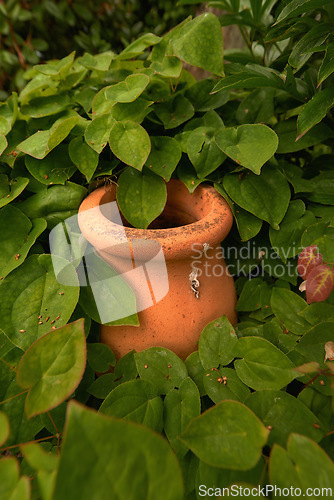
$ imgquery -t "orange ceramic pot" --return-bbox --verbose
[78,179,237,360]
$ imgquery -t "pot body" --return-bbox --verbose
[78,180,237,360]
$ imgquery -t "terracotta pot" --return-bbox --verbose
[78,179,237,360]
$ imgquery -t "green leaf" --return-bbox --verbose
[297,88,334,139]
[0,134,7,156]
[303,172,334,205]
[269,200,316,262]
[155,94,194,129]
[21,95,72,118]
[18,182,87,229]
[0,254,79,350]
[0,411,9,446]
[150,56,183,78]
[270,288,310,335]
[109,120,151,171]
[187,127,226,178]
[77,52,113,71]
[212,67,284,94]
[184,351,206,396]
[198,315,238,369]
[17,319,86,418]
[0,205,46,278]
[245,390,325,447]
[0,116,11,136]
[164,377,201,457]
[86,343,116,373]
[177,161,203,194]
[85,113,116,154]
[197,459,266,497]
[270,434,334,494]
[215,124,278,174]
[318,43,334,85]
[20,442,58,472]
[296,321,334,369]
[274,0,334,24]
[215,184,263,242]
[185,79,229,112]
[34,52,75,76]
[99,379,163,431]
[25,144,76,185]
[280,161,314,193]
[146,136,181,181]
[17,115,79,159]
[116,167,166,229]
[69,136,99,181]
[109,99,153,123]
[170,13,224,75]
[0,121,26,167]
[179,400,268,470]
[235,278,266,312]
[275,119,334,154]
[0,457,30,500]
[233,336,297,390]
[289,24,331,72]
[105,74,150,103]
[53,401,184,500]
[0,175,29,209]
[0,349,44,447]
[223,165,290,229]
[87,373,116,399]
[135,347,188,395]
[0,205,46,277]
[236,88,275,125]
[117,33,162,60]
[204,367,250,404]
[78,251,139,326]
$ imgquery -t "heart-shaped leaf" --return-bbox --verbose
[85,113,116,154]
[0,175,29,209]
[25,144,76,185]
[215,124,278,174]
[0,205,46,279]
[109,120,151,170]
[170,13,224,75]
[223,165,290,229]
[146,136,181,181]
[0,254,79,350]
[179,400,268,470]
[164,377,200,457]
[17,319,86,417]
[99,379,163,432]
[105,74,150,103]
[198,315,238,369]
[135,347,188,395]
[53,401,184,500]
[69,136,99,181]
[116,167,166,228]
[17,115,79,159]
[188,127,226,178]
[233,336,297,390]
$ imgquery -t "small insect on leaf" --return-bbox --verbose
[305,264,334,304]
[297,245,323,279]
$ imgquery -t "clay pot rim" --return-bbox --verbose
[78,180,233,258]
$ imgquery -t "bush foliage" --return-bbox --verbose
[0,1,334,498]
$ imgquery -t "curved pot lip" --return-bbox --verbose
[78,179,233,259]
